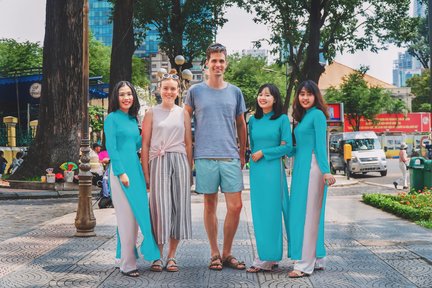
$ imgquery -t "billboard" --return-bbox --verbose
[344,113,431,133]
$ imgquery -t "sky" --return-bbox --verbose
[0,0,405,84]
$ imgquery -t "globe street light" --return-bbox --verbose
[174,55,193,105]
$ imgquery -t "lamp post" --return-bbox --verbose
[174,55,193,105]
[75,0,96,237]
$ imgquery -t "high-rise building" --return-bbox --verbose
[392,0,425,87]
[392,52,420,87]
[88,0,113,47]
[88,0,159,57]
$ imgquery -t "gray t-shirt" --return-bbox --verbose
[185,82,246,159]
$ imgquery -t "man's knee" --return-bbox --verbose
[227,199,242,215]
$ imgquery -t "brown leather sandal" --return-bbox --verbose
[208,255,223,271]
[222,255,246,270]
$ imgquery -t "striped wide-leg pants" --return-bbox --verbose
[149,152,192,245]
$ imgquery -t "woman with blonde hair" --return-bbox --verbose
[142,70,193,272]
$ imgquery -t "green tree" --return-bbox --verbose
[134,0,232,71]
[325,70,392,131]
[89,105,105,133]
[406,70,432,112]
[90,32,149,87]
[390,12,429,68]
[387,98,408,128]
[89,33,111,82]
[132,56,150,88]
[0,39,42,74]
[224,54,286,111]
[240,0,413,112]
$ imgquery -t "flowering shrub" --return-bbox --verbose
[363,188,432,229]
[396,188,432,210]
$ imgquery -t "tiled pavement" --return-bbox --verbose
[0,191,431,287]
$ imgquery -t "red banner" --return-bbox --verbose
[344,113,432,133]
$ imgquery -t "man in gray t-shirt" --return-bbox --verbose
[185,43,247,271]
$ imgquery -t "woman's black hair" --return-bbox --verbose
[254,83,283,120]
[292,80,329,122]
[108,81,140,118]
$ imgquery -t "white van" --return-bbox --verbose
[329,131,387,176]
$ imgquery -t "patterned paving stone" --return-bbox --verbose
[0,197,431,287]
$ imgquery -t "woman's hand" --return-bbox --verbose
[119,173,130,187]
[323,173,336,186]
[251,150,263,162]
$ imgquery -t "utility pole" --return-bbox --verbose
[75,0,96,237]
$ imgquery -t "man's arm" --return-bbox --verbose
[184,104,193,118]
[236,114,247,168]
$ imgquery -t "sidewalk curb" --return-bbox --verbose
[0,190,100,200]
[361,181,397,189]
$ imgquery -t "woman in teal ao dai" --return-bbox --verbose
[247,84,293,273]
[104,81,160,277]
[288,80,336,278]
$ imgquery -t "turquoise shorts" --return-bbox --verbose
[195,158,244,194]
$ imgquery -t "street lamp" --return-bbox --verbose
[75,0,96,237]
[174,55,193,105]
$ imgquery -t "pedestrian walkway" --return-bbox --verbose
[0,192,431,287]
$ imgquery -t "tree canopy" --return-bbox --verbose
[0,39,43,74]
[325,69,393,131]
[406,70,432,112]
[224,54,287,111]
[239,0,412,112]
[134,0,232,71]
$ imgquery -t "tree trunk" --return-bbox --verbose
[301,0,325,84]
[12,0,83,179]
[168,0,187,72]
[109,0,134,96]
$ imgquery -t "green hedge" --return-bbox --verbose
[362,194,432,222]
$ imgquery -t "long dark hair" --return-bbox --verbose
[292,80,329,122]
[108,81,140,118]
[254,83,283,120]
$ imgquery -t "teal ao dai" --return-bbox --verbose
[248,112,293,261]
[289,106,330,260]
[104,110,160,261]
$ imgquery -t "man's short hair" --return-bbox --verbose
[206,43,227,60]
